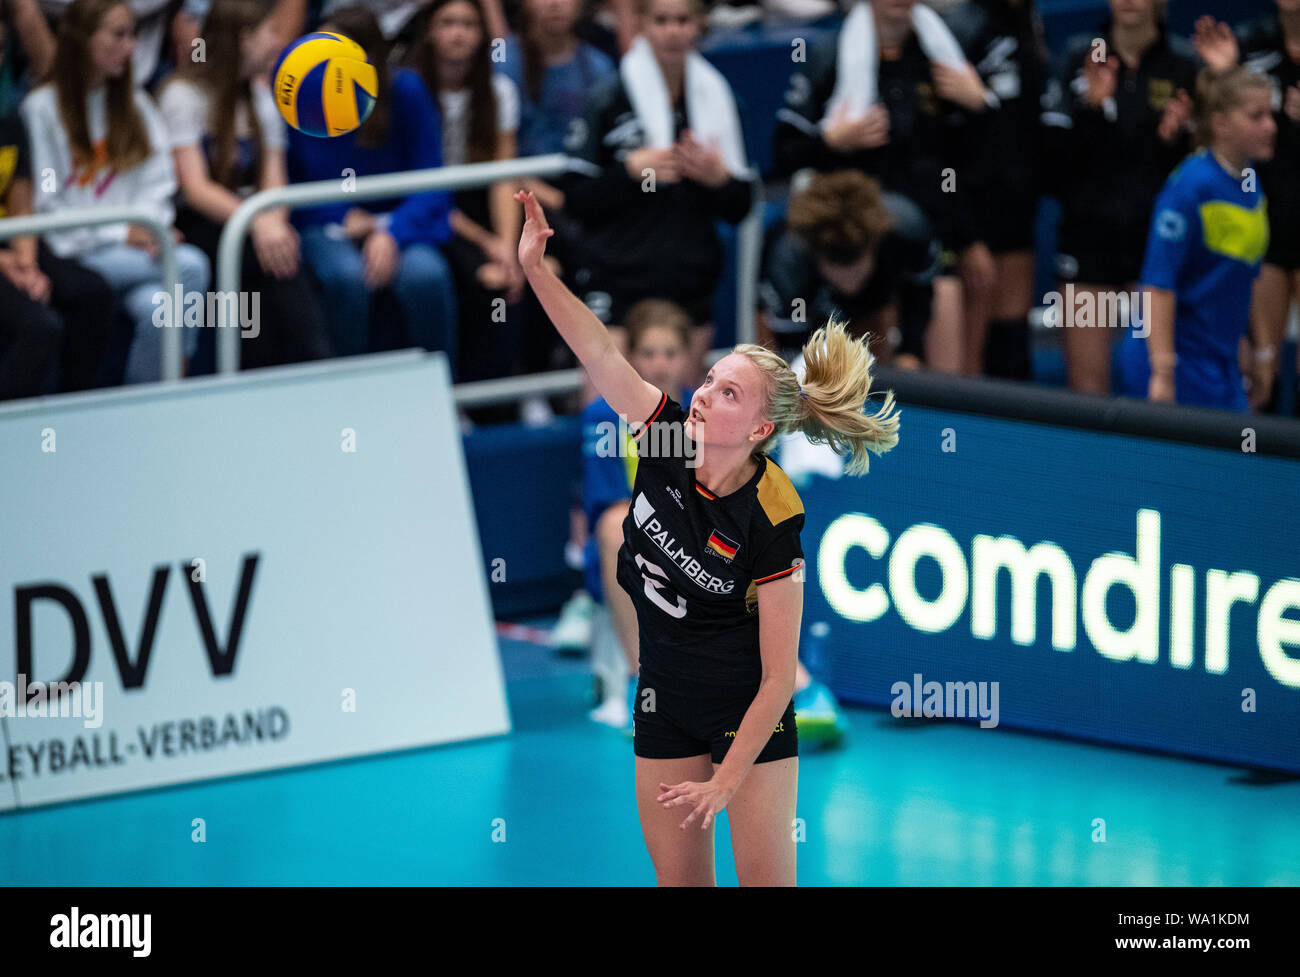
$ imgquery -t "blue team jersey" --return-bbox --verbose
[581,386,692,602]
[1139,148,1269,361]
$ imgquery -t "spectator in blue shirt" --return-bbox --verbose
[286,5,460,368]
[1117,66,1276,410]
[499,0,614,160]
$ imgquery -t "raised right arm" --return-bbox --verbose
[515,190,662,426]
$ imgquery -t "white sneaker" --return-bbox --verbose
[520,395,554,428]
[589,696,630,729]
[550,589,595,653]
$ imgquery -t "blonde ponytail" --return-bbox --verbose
[735,315,901,476]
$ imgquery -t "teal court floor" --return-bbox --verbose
[3,615,1298,886]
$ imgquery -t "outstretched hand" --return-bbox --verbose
[515,189,555,273]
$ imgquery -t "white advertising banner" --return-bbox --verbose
[0,351,510,810]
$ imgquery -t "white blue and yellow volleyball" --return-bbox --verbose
[272,32,378,138]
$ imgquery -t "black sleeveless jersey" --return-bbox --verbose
[615,390,806,696]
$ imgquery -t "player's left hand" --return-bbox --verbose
[658,778,736,830]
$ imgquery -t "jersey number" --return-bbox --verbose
[634,553,687,619]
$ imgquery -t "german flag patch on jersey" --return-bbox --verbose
[706,529,739,562]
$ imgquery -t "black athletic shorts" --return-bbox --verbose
[1056,220,1147,287]
[632,669,798,765]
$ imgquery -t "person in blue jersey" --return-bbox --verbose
[1185,6,1300,411]
[1116,66,1276,410]
[517,188,900,886]
[286,6,459,368]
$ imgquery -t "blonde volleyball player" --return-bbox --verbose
[516,189,900,886]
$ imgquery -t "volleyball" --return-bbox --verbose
[272,31,378,138]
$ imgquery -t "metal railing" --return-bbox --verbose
[0,160,762,392]
[216,153,762,378]
[0,206,184,381]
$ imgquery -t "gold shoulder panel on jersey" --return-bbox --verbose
[756,459,804,526]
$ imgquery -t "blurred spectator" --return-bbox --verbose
[21,0,210,384]
[171,0,307,67]
[573,0,621,62]
[286,6,459,367]
[562,0,756,394]
[321,0,438,38]
[159,0,333,371]
[499,0,615,414]
[0,264,59,399]
[36,0,177,87]
[1114,66,1274,410]
[405,0,526,387]
[1040,0,1197,395]
[1234,3,1300,412]
[0,52,58,400]
[759,169,936,369]
[392,0,508,56]
[4,0,57,88]
[501,0,614,159]
[0,23,115,395]
[771,0,991,375]
[946,0,1049,381]
[557,0,635,57]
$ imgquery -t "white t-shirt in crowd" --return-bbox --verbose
[438,73,519,167]
[20,82,177,259]
[157,77,286,196]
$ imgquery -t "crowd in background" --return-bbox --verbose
[0,0,1297,420]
